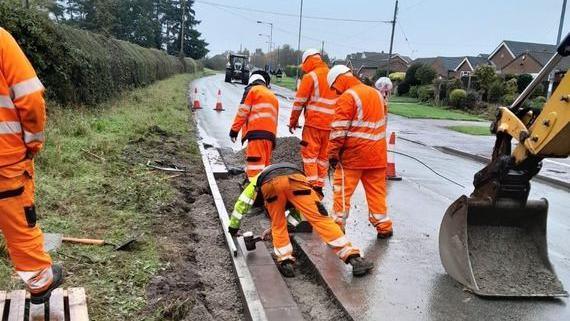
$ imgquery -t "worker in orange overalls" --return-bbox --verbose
[230,73,279,179]
[289,49,338,195]
[326,65,393,239]
[0,28,63,303]
[228,163,373,277]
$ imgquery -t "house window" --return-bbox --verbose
[460,71,471,77]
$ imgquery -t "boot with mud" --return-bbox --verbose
[29,264,64,304]
[377,230,393,239]
[348,255,373,277]
[278,259,296,278]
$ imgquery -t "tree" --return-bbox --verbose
[517,74,533,93]
[398,63,423,95]
[473,65,496,101]
[415,65,437,85]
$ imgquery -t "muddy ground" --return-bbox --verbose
[217,137,350,321]
[125,125,245,321]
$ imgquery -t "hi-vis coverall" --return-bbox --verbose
[229,164,360,263]
[289,56,338,187]
[230,84,279,178]
[328,75,392,234]
[0,28,54,293]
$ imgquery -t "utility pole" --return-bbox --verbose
[386,0,399,76]
[295,0,304,84]
[548,0,567,98]
[179,0,186,58]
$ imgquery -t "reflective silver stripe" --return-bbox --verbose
[337,246,360,258]
[239,195,254,205]
[316,159,329,167]
[252,102,277,111]
[330,130,348,139]
[333,185,341,192]
[294,97,308,103]
[237,111,249,117]
[316,177,325,182]
[345,131,386,141]
[328,236,349,247]
[24,131,44,143]
[287,214,300,226]
[292,106,304,111]
[309,71,320,99]
[370,213,389,221]
[302,157,317,164]
[248,113,276,122]
[346,89,363,120]
[331,120,351,128]
[246,164,266,170]
[306,175,318,181]
[231,210,243,220]
[10,77,44,100]
[306,104,334,115]
[352,118,386,129]
[274,243,293,256]
[316,97,337,105]
[0,95,14,109]
[238,104,251,111]
[0,121,22,134]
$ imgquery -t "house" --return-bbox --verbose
[411,56,464,78]
[453,56,493,78]
[344,52,411,79]
[488,40,556,72]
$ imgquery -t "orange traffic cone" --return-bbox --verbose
[214,89,225,111]
[193,88,202,110]
[387,132,402,181]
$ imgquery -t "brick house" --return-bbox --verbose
[411,56,464,79]
[488,40,556,73]
[343,52,411,80]
[453,56,492,77]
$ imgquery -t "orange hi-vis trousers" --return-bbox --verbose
[245,140,273,179]
[261,173,360,262]
[332,167,392,233]
[301,126,330,187]
[0,168,53,292]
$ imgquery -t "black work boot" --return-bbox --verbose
[348,255,373,277]
[30,264,64,304]
[278,259,296,278]
[377,230,394,239]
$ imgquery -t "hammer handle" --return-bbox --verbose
[62,237,106,245]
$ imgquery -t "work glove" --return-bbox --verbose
[229,130,238,143]
[329,157,339,170]
[288,121,298,134]
[228,226,240,237]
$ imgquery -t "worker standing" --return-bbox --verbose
[326,65,393,239]
[230,73,279,179]
[0,28,63,303]
[228,163,373,277]
[289,49,338,195]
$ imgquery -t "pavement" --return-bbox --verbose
[192,74,570,320]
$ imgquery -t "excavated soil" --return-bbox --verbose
[217,137,350,321]
[127,125,245,321]
[468,225,563,296]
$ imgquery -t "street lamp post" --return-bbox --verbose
[257,20,274,67]
[296,0,304,84]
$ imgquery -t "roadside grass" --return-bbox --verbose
[389,101,483,121]
[0,71,207,320]
[273,74,297,91]
[447,125,492,136]
[389,96,418,103]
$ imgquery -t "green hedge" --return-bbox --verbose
[0,4,200,105]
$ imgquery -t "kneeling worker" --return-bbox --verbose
[228,163,373,277]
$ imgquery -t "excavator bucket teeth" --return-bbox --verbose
[439,195,567,297]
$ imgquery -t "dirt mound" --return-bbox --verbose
[220,136,303,171]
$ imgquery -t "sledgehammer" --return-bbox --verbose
[242,231,263,251]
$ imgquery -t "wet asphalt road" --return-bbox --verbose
[192,74,570,320]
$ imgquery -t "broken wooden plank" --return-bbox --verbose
[67,288,89,321]
[7,290,26,321]
[29,301,46,321]
[48,288,65,321]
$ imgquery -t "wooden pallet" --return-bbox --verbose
[0,288,88,321]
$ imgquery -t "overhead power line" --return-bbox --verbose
[195,0,392,23]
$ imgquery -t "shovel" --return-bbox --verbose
[62,235,139,251]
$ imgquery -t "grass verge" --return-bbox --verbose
[447,125,492,136]
[389,102,482,121]
[273,75,297,91]
[0,71,208,320]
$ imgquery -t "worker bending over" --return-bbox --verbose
[327,65,393,238]
[0,28,63,303]
[289,49,338,194]
[230,73,279,179]
[228,163,373,277]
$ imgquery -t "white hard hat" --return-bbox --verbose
[375,77,393,93]
[302,49,320,64]
[248,74,266,85]
[327,65,351,88]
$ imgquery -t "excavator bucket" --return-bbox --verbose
[439,195,567,297]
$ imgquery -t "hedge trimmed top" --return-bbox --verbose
[0,4,200,106]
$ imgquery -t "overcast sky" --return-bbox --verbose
[194,0,569,60]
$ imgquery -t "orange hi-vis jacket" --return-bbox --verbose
[289,56,338,130]
[328,76,387,169]
[0,28,46,170]
[231,84,279,146]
